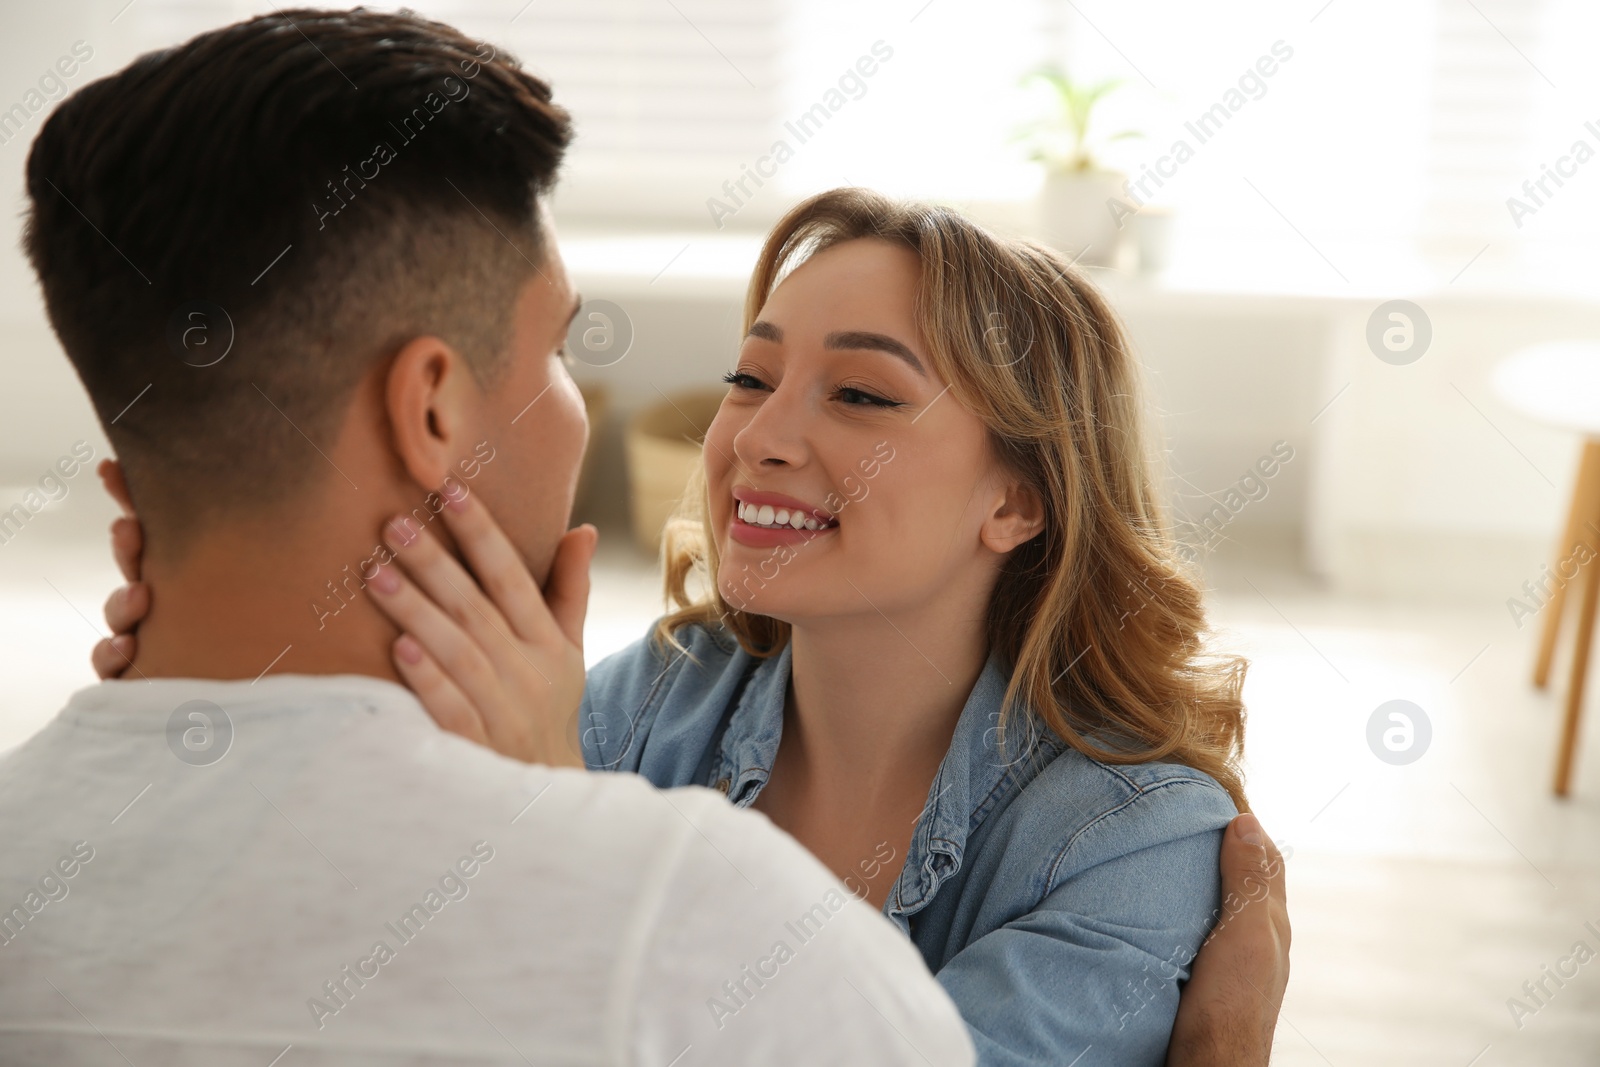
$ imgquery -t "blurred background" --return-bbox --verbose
[3,1,1599,1063]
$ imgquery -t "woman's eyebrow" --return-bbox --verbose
[824,330,927,377]
[744,320,928,378]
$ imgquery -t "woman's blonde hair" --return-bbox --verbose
[656,187,1250,811]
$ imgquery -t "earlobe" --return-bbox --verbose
[385,335,472,491]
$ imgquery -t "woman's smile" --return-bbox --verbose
[728,486,839,547]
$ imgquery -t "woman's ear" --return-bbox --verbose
[385,335,475,492]
[980,478,1046,554]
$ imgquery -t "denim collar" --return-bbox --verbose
[710,641,1063,930]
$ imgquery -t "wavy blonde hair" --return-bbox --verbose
[655,188,1250,811]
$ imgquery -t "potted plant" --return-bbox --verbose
[1016,67,1142,267]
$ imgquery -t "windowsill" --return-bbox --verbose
[556,228,1600,308]
[558,232,766,298]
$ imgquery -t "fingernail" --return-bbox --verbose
[445,488,470,513]
[1235,812,1265,847]
[395,634,422,664]
[370,566,401,595]
[386,517,418,547]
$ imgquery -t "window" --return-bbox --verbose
[114,0,1600,286]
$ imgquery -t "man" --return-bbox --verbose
[5,8,1286,1064]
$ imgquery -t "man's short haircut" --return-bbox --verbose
[22,7,572,544]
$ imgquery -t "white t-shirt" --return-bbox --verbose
[0,675,974,1066]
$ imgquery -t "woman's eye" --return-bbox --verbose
[835,386,902,408]
[721,371,768,391]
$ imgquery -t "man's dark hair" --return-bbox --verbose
[22,7,571,544]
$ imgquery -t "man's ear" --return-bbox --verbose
[385,335,476,492]
[979,478,1046,555]
[97,458,135,518]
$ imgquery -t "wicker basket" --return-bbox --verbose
[573,381,609,515]
[624,389,725,554]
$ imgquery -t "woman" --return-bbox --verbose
[97,188,1264,1064]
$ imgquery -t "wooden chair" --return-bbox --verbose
[1494,343,1600,796]
[1531,439,1600,796]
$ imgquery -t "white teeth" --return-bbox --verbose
[736,496,833,531]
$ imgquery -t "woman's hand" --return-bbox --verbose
[366,490,598,769]
[91,459,148,679]
[87,456,596,768]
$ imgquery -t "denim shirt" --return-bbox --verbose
[580,621,1239,1067]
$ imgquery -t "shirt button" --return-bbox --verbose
[714,778,731,795]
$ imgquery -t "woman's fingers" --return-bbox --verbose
[365,496,590,769]
[91,635,136,680]
[382,514,512,654]
[432,490,556,643]
[391,633,489,747]
[368,562,503,702]
[543,525,597,650]
[368,558,550,759]
[104,581,149,637]
[93,480,146,680]
[95,583,147,677]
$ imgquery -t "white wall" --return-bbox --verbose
[4,1,1595,610]
[0,1,110,485]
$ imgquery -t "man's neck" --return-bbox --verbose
[128,510,404,685]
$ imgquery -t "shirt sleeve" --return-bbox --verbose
[622,786,976,1067]
[580,624,749,789]
[579,630,680,773]
[932,783,1231,1067]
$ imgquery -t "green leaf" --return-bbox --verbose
[1013,64,1141,172]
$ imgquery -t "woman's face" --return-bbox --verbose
[703,237,1028,627]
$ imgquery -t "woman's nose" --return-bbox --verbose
[732,382,809,470]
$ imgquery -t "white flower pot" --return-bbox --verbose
[1127,206,1174,275]
[1037,169,1127,268]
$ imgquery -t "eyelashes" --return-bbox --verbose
[720,371,904,409]
[835,386,903,408]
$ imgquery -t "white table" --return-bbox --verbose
[1492,341,1600,796]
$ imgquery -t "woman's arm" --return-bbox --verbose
[929,781,1257,1066]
